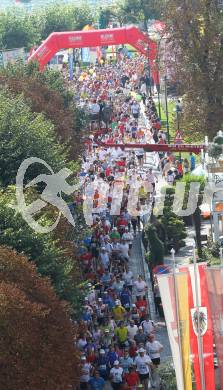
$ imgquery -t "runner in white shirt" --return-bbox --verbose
[119,240,130,262]
[131,101,140,120]
[99,148,107,161]
[104,236,113,255]
[135,348,152,388]
[89,101,100,116]
[135,148,144,167]
[99,247,110,270]
[147,168,158,192]
[127,320,138,340]
[111,147,120,160]
[134,275,148,298]
[87,284,96,305]
[122,227,134,249]
[122,267,134,292]
[145,334,163,366]
[80,357,92,386]
[141,316,155,336]
[110,361,123,387]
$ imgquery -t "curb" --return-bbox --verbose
[140,237,156,321]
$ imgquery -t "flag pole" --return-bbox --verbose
[192,241,206,390]
[170,248,184,390]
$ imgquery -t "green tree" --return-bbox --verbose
[99,7,111,29]
[157,187,187,253]
[0,63,86,162]
[38,4,92,40]
[0,187,84,317]
[203,239,221,265]
[0,90,68,187]
[165,0,223,138]
[118,0,162,30]
[0,246,80,390]
[0,9,40,49]
[0,5,92,50]
[180,174,206,258]
[144,223,165,266]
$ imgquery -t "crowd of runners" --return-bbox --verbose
[70,55,166,390]
[70,54,195,389]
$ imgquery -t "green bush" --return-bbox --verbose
[156,360,177,389]
[208,143,222,159]
[144,223,164,266]
[213,135,223,145]
[156,187,187,253]
[203,239,221,266]
[159,212,187,253]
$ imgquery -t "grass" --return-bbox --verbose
[155,100,201,163]
[156,99,176,139]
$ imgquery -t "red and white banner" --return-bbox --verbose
[158,274,184,389]
[205,268,223,389]
[180,263,215,390]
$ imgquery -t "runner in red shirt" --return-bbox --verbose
[118,122,125,136]
[117,215,128,235]
[105,166,112,177]
[135,295,148,320]
[124,365,140,389]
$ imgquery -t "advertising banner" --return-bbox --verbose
[158,273,184,389]
[180,264,215,390]
[205,267,223,389]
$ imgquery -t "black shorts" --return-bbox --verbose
[139,372,150,380]
[80,382,89,390]
[112,383,122,390]
[152,357,160,365]
[133,113,139,119]
[137,155,144,160]
[90,113,99,121]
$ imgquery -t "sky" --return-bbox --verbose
[0,0,114,10]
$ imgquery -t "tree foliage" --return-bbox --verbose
[156,187,187,253]
[144,223,165,266]
[165,0,223,138]
[0,4,92,50]
[0,64,85,162]
[0,187,84,317]
[117,0,162,29]
[38,3,92,40]
[0,246,80,390]
[0,9,41,49]
[0,90,67,187]
[180,174,206,257]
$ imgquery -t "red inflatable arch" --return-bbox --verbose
[28,26,159,83]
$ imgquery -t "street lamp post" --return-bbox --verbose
[157,84,161,119]
[175,100,182,132]
[146,45,152,96]
[220,246,223,266]
[164,75,170,143]
[176,110,180,131]
[154,57,161,119]
[170,248,184,390]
